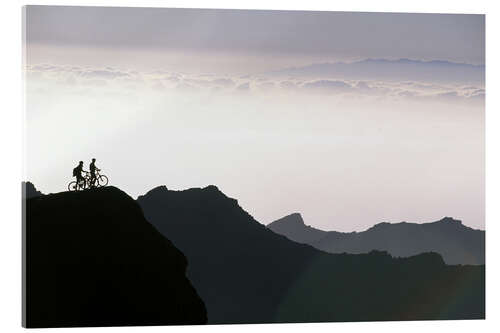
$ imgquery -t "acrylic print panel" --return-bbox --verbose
[22,5,485,327]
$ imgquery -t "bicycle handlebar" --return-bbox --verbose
[83,169,101,174]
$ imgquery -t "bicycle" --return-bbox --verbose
[67,174,87,191]
[85,169,109,188]
[67,170,109,191]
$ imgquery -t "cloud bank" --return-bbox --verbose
[25,59,485,105]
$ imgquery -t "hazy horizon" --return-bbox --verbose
[24,6,485,232]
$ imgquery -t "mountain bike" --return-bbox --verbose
[85,170,109,188]
[68,174,87,191]
[67,170,109,191]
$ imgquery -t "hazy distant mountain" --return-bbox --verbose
[24,186,207,328]
[268,213,327,244]
[268,214,484,265]
[137,185,484,324]
[269,58,485,84]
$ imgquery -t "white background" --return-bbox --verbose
[1,0,498,332]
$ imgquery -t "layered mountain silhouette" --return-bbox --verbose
[269,58,485,84]
[24,186,207,328]
[268,213,484,265]
[137,185,484,324]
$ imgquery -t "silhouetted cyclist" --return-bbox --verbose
[73,161,85,188]
[89,158,100,188]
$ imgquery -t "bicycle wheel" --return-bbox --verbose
[97,175,109,187]
[68,181,77,191]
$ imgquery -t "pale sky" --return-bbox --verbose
[24,6,485,231]
[26,6,484,65]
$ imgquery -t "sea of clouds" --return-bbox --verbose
[25,59,485,105]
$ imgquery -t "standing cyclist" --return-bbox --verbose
[89,158,100,188]
[72,161,85,189]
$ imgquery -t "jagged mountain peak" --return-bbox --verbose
[436,216,463,224]
[138,184,227,200]
[267,212,327,245]
[367,216,464,231]
[268,212,304,226]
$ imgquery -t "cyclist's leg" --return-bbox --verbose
[77,175,84,189]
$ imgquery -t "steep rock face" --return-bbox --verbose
[137,185,484,324]
[24,186,207,328]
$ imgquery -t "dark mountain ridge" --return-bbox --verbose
[24,186,207,328]
[137,185,484,324]
[23,181,43,199]
[268,214,484,265]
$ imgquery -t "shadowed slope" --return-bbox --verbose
[268,214,484,265]
[137,185,484,324]
[25,186,207,328]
